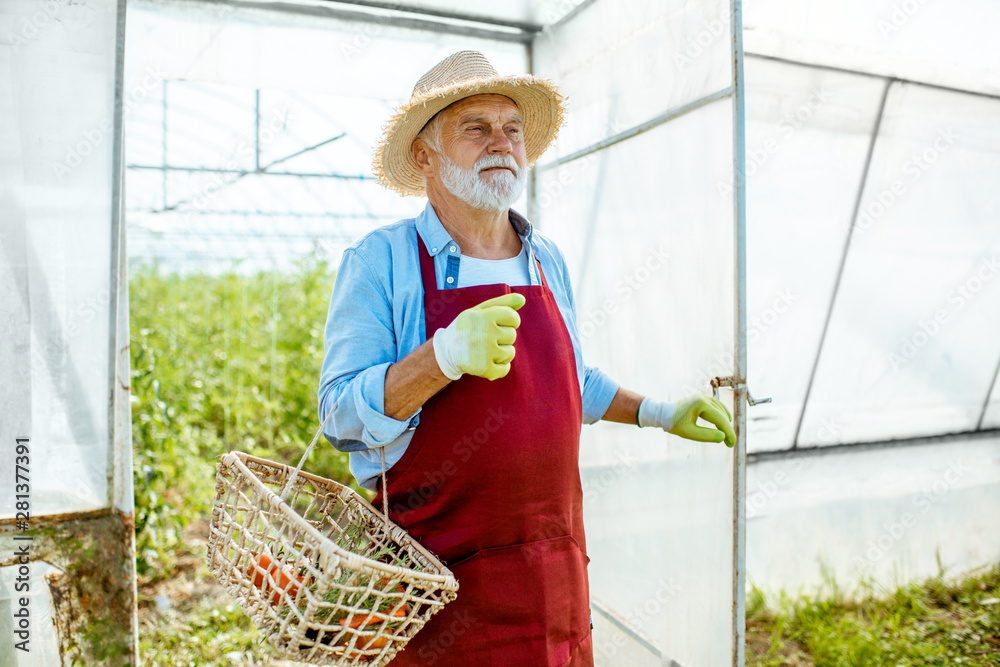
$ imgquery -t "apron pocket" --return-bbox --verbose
[447,535,591,665]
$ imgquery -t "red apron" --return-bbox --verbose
[373,233,593,667]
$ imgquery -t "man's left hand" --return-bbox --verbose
[638,394,736,447]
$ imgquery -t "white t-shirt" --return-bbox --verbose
[455,244,531,288]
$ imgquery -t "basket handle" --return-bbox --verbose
[279,403,391,534]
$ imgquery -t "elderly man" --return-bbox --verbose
[319,50,735,666]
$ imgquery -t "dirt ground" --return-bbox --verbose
[137,519,306,666]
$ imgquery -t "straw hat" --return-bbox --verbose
[372,50,565,197]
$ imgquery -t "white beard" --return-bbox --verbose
[438,153,527,213]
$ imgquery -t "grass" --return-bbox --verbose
[747,562,1000,666]
[140,601,281,667]
[137,523,298,667]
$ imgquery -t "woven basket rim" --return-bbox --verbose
[220,451,458,589]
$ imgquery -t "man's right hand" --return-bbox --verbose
[432,293,526,381]
[639,394,736,447]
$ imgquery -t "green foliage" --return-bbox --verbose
[140,600,288,666]
[747,563,1000,666]
[130,254,356,580]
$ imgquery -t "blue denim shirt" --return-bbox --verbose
[318,202,620,490]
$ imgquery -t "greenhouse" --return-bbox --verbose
[1,0,998,664]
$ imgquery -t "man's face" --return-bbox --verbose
[421,94,529,213]
[438,94,526,174]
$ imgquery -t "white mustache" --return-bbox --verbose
[475,154,520,176]
[437,150,527,213]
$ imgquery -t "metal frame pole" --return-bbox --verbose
[730,0,747,663]
[111,0,138,661]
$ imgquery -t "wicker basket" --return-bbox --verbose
[207,451,459,665]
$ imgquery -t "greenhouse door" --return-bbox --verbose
[531,0,748,664]
[0,0,136,664]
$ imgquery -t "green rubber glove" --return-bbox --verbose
[433,293,526,381]
[638,394,736,447]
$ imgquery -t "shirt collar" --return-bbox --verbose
[415,201,534,257]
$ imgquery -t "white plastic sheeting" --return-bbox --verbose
[533,0,732,158]
[534,1,743,663]
[742,36,1000,452]
[743,0,1000,97]
[124,2,528,271]
[0,0,121,517]
[797,85,1000,446]
[1,0,135,658]
[742,58,888,451]
[0,563,62,666]
[736,0,1000,603]
[747,435,1000,595]
[985,379,1000,430]
[295,0,586,26]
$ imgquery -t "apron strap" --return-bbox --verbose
[534,256,549,289]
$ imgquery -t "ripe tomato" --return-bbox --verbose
[336,586,408,656]
[249,552,305,606]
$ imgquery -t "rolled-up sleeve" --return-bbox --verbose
[582,365,619,425]
[318,246,417,451]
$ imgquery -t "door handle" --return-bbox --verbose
[710,376,771,406]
